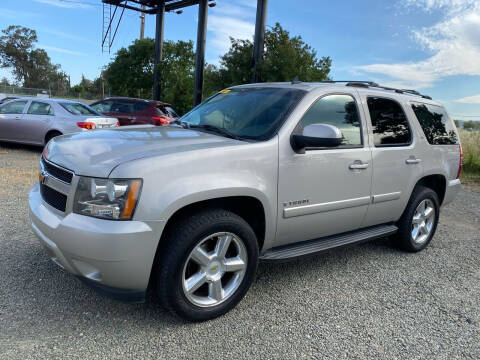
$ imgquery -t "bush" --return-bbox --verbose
[459,130,480,174]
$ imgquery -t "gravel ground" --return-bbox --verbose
[0,142,479,359]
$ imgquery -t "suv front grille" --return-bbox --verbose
[40,183,67,212]
[41,159,73,184]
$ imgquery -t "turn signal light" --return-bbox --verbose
[77,122,96,130]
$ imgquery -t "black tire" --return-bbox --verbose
[394,186,440,252]
[45,131,62,145]
[156,209,259,321]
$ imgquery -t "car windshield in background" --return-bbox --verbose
[179,87,305,141]
[60,102,99,116]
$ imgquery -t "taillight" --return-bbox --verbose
[115,121,120,127]
[77,122,96,130]
[152,116,169,125]
[456,143,463,179]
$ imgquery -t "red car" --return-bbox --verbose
[90,97,178,126]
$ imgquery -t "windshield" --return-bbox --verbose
[178,87,305,140]
[60,102,99,116]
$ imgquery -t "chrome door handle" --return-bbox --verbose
[406,158,421,164]
[349,162,369,170]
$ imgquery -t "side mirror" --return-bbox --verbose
[291,123,343,153]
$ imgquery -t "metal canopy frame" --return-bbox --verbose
[102,0,268,105]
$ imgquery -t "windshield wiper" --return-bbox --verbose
[189,124,243,140]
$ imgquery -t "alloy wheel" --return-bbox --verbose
[182,232,248,307]
[411,199,435,244]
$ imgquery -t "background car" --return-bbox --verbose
[90,97,178,126]
[0,98,119,146]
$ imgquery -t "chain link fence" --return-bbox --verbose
[0,85,102,105]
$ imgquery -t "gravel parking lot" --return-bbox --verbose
[0,142,479,359]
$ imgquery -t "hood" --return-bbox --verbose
[45,125,243,177]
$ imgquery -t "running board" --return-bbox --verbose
[260,224,398,262]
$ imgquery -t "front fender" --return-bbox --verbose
[109,138,279,250]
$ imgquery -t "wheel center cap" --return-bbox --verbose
[206,260,222,277]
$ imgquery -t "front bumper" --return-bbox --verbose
[442,179,461,207]
[28,182,165,302]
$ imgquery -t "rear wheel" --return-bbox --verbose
[395,186,440,252]
[156,209,258,321]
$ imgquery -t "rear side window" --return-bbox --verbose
[134,102,150,112]
[411,103,458,145]
[111,101,135,114]
[296,94,362,147]
[0,100,27,114]
[367,97,411,147]
[91,100,113,113]
[28,101,54,115]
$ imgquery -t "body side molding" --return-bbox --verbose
[283,196,371,218]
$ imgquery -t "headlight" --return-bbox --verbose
[73,177,142,220]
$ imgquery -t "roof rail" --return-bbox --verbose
[344,82,433,100]
[316,80,380,87]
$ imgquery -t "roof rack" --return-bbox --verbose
[345,82,432,100]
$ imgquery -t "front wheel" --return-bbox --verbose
[395,186,440,252]
[156,209,259,321]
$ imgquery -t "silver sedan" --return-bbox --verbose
[0,98,119,146]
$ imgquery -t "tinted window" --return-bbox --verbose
[165,106,178,118]
[111,101,135,114]
[411,103,458,145]
[159,105,178,118]
[133,102,150,112]
[367,97,411,146]
[28,101,54,115]
[91,100,113,113]
[295,94,362,147]
[60,102,98,115]
[179,87,305,141]
[0,100,27,114]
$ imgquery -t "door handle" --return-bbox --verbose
[349,162,369,170]
[406,158,421,164]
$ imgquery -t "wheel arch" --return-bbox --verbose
[161,195,267,251]
[414,174,447,205]
[148,195,268,290]
[44,129,63,145]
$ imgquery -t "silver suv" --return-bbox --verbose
[29,81,462,321]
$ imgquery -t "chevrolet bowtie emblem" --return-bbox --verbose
[211,265,218,271]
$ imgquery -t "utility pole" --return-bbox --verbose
[153,1,165,100]
[140,5,146,39]
[193,0,208,106]
[251,0,268,83]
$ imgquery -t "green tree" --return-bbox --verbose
[463,120,480,131]
[103,38,195,114]
[204,23,331,96]
[0,25,69,93]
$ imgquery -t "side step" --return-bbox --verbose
[260,224,398,262]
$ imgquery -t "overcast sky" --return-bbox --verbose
[1,0,480,119]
